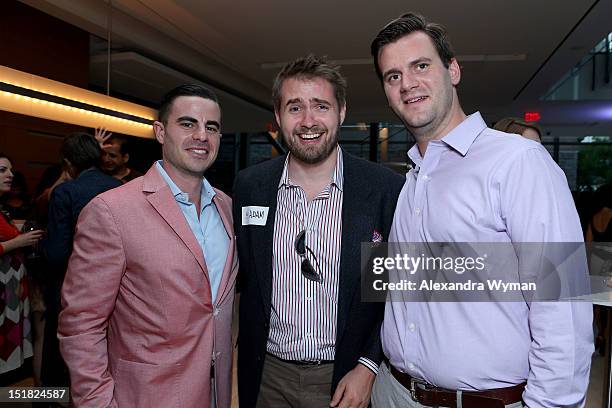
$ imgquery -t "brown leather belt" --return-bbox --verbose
[389,364,525,408]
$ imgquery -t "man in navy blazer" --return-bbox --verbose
[233,55,404,408]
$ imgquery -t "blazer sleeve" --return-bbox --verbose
[58,197,126,408]
[359,173,405,366]
[43,185,74,270]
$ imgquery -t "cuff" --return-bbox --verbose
[358,357,379,375]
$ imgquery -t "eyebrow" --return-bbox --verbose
[382,68,401,80]
[176,116,220,129]
[285,97,331,106]
[176,116,197,123]
[285,98,303,106]
[206,120,220,129]
[410,57,433,67]
[382,57,434,79]
[311,98,331,105]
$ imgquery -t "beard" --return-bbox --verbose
[282,125,339,165]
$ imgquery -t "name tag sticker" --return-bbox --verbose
[242,206,269,226]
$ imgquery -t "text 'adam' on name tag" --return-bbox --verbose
[242,206,269,226]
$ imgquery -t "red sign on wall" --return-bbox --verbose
[524,112,541,122]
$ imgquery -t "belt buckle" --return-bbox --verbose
[409,377,428,402]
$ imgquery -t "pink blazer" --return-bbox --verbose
[59,165,238,408]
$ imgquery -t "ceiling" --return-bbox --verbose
[19,0,612,135]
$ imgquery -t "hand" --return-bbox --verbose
[15,230,44,248]
[94,127,113,147]
[330,364,376,408]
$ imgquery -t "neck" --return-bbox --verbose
[161,161,203,208]
[113,167,131,180]
[413,96,466,157]
[288,146,338,197]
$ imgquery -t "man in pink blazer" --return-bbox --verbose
[58,84,238,407]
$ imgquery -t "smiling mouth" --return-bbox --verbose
[404,96,428,104]
[186,148,210,157]
[297,132,324,141]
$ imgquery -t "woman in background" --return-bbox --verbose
[493,117,542,142]
[0,154,43,380]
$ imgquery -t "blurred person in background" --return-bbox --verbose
[26,164,69,386]
[586,183,612,355]
[1,171,33,221]
[493,117,542,142]
[0,153,43,382]
[40,133,121,387]
[96,128,143,183]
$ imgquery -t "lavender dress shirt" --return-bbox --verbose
[382,112,593,407]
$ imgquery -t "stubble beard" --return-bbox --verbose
[283,127,339,165]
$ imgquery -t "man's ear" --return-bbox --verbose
[63,159,77,178]
[448,58,461,86]
[274,109,281,129]
[153,121,165,144]
[123,153,130,164]
[339,103,346,126]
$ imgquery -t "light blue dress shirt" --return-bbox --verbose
[156,161,229,302]
[382,113,593,407]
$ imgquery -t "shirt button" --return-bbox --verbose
[305,296,313,301]
[422,174,429,181]
[408,323,416,332]
[408,362,415,370]
[305,332,312,337]
[415,208,421,216]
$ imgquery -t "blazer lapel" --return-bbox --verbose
[213,191,237,304]
[337,152,374,340]
[143,166,210,285]
[253,157,285,319]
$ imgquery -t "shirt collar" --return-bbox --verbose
[278,147,344,192]
[155,160,216,207]
[407,111,487,165]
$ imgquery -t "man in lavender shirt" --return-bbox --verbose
[369,12,593,408]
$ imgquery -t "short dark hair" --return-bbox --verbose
[61,132,102,174]
[158,84,220,124]
[370,12,455,81]
[272,54,347,112]
[107,135,129,155]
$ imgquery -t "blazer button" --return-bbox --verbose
[213,307,221,317]
[256,355,262,362]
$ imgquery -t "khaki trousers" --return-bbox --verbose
[256,354,334,408]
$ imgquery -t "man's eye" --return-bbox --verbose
[288,106,300,113]
[206,126,219,134]
[180,122,194,128]
[317,104,329,111]
[387,74,400,82]
[417,63,429,70]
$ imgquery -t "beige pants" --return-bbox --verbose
[256,354,334,408]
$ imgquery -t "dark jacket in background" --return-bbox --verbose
[40,167,121,386]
